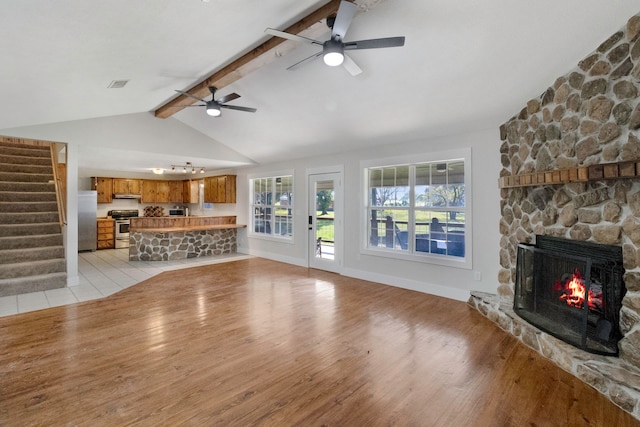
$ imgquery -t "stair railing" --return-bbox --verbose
[50,143,67,226]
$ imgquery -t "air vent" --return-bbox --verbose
[107,80,129,89]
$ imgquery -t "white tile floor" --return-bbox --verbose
[0,249,252,317]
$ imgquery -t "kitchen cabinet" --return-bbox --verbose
[92,177,113,204]
[168,180,183,203]
[142,180,171,203]
[113,178,142,195]
[97,218,115,249]
[157,181,170,203]
[183,179,201,204]
[204,175,236,204]
[141,180,157,203]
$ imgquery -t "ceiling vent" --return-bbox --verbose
[107,80,129,89]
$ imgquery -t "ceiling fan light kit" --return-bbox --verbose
[323,40,345,66]
[206,103,221,116]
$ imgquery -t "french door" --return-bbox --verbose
[308,172,342,272]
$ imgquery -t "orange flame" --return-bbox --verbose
[556,268,599,311]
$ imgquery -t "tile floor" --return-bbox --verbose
[0,249,252,317]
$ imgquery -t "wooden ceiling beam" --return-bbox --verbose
[154,0,344,119]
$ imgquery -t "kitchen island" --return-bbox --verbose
[128,216,245,261]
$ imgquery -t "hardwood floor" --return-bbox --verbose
[0,257,637,426]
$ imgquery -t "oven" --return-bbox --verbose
[108,210,139,249]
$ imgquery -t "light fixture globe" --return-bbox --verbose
[323,39,344,67]
[206,102,221,117]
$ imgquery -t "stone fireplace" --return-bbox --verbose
[469,12,640,419]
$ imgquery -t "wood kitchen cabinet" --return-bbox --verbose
[92,177,113,204]
[156,181,170,203]
[142,180,171,203]
[97,218,115,249]
[204,175,236,203]
[168,180,183,203]
[112,178,142,195]
[183,179,201,204]
[141,180,157,203]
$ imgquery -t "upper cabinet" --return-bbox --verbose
[113,178,142,195]
[168,180,183,203]
[204,175,236,204]
[92,177,113,204]
[183,179,201,204]
[142,180,171,204]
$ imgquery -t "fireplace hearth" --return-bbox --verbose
[514,235,625,356]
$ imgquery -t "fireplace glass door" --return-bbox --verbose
[514,235,625,356]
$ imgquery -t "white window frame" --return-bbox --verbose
[249,171,294,242]
[360,148,472,269]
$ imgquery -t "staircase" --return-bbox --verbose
[0,140,66,297]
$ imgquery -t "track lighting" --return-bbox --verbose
[171,162,205,175]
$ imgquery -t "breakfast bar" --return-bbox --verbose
[128,215,245,261]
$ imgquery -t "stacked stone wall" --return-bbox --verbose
[498,15,640,376]
[129,228,237,261]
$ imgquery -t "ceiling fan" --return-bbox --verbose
[173,86,257,117]
[265,0,405,76]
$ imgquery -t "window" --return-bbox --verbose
[363,149,470,267]
[250,174,293,239]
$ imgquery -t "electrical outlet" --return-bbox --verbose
[474,271,482,281]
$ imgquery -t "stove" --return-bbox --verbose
[108,210,139,248]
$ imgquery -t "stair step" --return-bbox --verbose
[0,211,59,225]
[0,272,67,297]
[0,140,49,151]
[0,201,59,213]
[0,162,53,174]
[0,258,66,280]
[0,223,61,237]
[0,246,65,264]
[0,234,63,250]
[0,154,52,166]
[0,191,57,202]
[0,181,55,192]
[0,171,54,183]
[0,144,50,157]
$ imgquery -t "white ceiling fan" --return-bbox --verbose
[265,0,405,76]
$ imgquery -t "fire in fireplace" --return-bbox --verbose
[514,235,625,356]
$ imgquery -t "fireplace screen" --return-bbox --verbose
[514,235,625,356]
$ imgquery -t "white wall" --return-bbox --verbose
[238,127,502,301]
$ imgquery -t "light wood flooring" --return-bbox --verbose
[0,257,637,426]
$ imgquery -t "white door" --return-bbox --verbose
[308,172,342,272]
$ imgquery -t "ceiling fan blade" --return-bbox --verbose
[286,51,323,71]
[174,89,206,103]
[342,54,362,76]
[217,93,240,104]
[332,0,357,40]
[265,28,323,45]
[344,36,405,50]
[220,105,257,113]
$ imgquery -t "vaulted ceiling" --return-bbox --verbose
[0,1,637,177]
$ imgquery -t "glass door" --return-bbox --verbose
[309,172,342,272]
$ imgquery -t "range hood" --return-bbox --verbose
[113,193,141,199]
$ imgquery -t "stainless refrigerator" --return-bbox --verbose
[78,191,97,252]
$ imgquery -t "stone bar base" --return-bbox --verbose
[129,228,237,261]
[468,291,640,421]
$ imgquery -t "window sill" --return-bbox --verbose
[360,247,471,269]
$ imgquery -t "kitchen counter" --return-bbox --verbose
[128,216,243,261]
